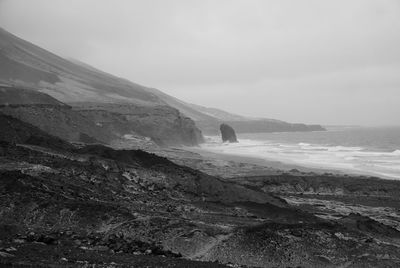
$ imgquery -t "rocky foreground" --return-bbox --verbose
[1,115,400,267]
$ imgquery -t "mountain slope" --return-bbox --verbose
[0,28,204,146]
[0,27,324,138]
[186,103,249,121]
[0,112,74,150]
[0,86,116,143]
[0,85,67,106]
[145,87,325,134]
[0,28,161,104]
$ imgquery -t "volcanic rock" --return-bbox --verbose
[220,123,238,143]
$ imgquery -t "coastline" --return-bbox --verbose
[183,141,399,180]
[195,129,400,181]
[182,146,389,179]
[192,146,343,172]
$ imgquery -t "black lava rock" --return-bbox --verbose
[220,124,238,143]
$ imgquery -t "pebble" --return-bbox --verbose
[0,251,15,258]
[32,242,47,246]
[382,254,390,260]
[5,247,17,252]
[92,245,109,251]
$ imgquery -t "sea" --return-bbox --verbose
[200,126,400,180]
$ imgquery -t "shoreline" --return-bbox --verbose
[187,146,331,173]
[195,133,400,180]
[183,145,396,181]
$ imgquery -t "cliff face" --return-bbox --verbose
[0,86,114,143]
[0,89,205,148]
[73,103,204,147]
[0,86,204,146]
[0,105,114,144]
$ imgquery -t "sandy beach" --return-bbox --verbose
[168,145,349,179]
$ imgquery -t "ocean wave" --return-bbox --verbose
[393,150,400,155]
[298,142,311,147]
[201,137,400,180]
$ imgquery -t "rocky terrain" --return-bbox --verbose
[1,26,399,268]
[0,114,400,267]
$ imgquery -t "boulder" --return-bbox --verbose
[220,123,238,143]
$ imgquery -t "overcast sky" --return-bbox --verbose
[1,0,400,126]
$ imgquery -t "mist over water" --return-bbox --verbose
[201,127,400,180]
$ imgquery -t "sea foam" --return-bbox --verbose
[201,135,400,180]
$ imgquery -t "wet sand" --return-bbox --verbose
[180,146,348,178]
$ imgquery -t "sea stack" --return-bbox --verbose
[220,123,238,143]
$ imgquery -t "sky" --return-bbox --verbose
[1,0,400,126]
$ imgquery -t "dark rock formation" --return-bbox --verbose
[220,123,238,143]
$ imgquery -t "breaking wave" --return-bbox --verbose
[201,135,400,180]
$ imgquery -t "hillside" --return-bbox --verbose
[0,85,67,106]
[0,115,285,266]
[0,86,116,144]
[0,28,204,146]
[0,28,161,105]
[1,112,400,267]
[146,86,326,134]
[0,112,74,150]
[0,27,324,138]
